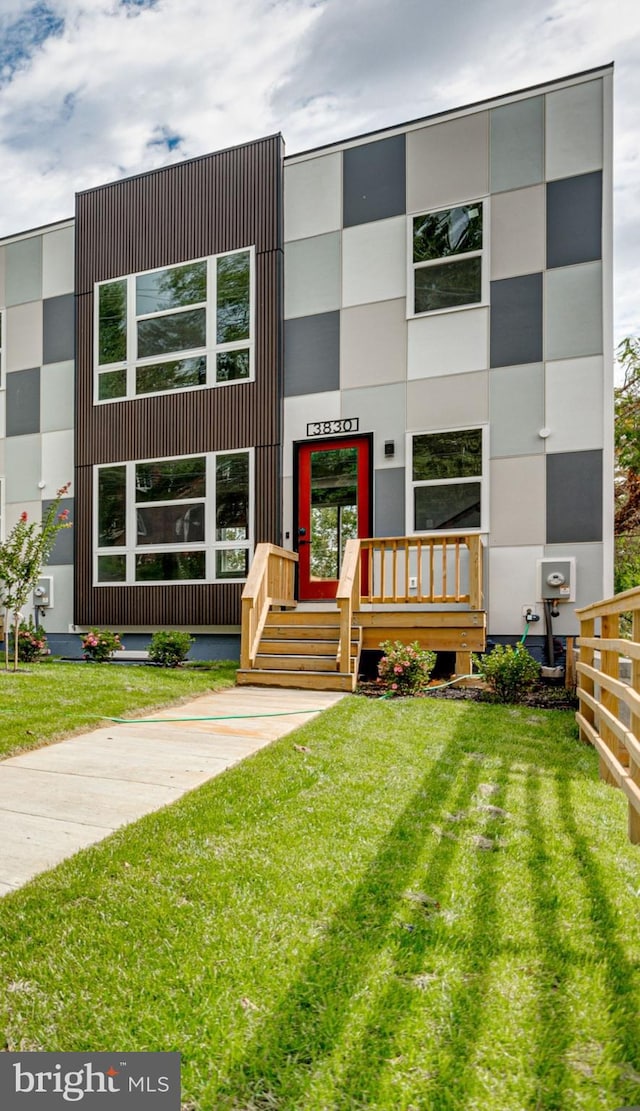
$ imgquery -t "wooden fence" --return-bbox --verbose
[576,585,640,843]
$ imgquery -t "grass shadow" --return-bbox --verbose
[211,706,507,1110]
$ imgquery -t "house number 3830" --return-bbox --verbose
[306,418,359,437]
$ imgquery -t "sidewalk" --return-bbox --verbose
[0,685,344,896]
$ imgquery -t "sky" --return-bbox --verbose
[0,0,637,348]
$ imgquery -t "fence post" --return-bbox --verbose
[578,617,595,745]
[600,614,623,786]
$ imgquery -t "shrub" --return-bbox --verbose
[377,639,436,696]
[9,617,47,663]
[81,628,121,662]
[148,630,194,668]
[473,643,540,703]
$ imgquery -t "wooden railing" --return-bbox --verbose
[359,534,483,608]
[336,539,361,673]
[576,586,640,844]
[240,544,298,669]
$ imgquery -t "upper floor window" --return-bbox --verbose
[95,249,254,402]
[410,203,484,316]
[0,309,4,389]
[408,428,486,533]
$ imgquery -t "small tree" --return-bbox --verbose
[0,485,72,671]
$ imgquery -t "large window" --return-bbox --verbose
[409,428,486,533]
[95,450,252,584]
[0,309,4,389]
[410,203,485,315]
[95,249,254,402]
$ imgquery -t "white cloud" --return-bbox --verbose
[0,0,636,343]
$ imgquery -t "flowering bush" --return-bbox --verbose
[472,644,540,703]
[377,639,436,696]
[148,630,194,668]
[9,618,47,663]
[81,628,121,663]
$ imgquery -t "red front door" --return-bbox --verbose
[296,436,371,600]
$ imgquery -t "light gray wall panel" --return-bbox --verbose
[544,356,603,453]
[341,382,406,469]
[341,298,407,389]
[490,455,545,546]
[284,232,341,319]
[6,366,40,436]
[545,262,602,360]
[489,363,544,457]
[284,154,341,242]
[407,371,488,432]
[546,449,602,543]
[42,226,75,299]
[490,185,545,280]
[5,434,41,501]
[5,300,43,372]
[42,497,74,564]
[490,273,543,368]
[41,360,75,432]
[284,311,340,396]
[547,171,602,269]
[43,293,75,364]
[5,236,42,306]
[375,467,405,537]
[545,80,603,181]
[406,111,489,212]
[490,96,544,193]
[343,135,406,227]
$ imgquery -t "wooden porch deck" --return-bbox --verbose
[238,536,486,692]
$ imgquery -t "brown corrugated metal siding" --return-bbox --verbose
[74,135,284,628]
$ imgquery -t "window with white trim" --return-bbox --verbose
[410,202,485,316]
[95,249,254,402]
[0,309,4,389]
[409,428,486,533]
[95,450,253,584]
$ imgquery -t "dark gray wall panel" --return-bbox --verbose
[546,450,602,543]
[284,311,340,396]
[42,497,74,564]
[375,468,405,537]
[6,367,40,436]
[343,135,406,227]
[547,171,602,269]
[43,294,75,364]
[490,273,543,367]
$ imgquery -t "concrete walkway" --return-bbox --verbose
[0,686,344,896]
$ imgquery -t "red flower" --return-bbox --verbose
[20,511,28,522]
[58,509,70,521]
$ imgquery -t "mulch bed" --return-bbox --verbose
[356,680,578,712]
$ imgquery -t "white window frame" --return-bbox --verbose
[0,308,5,390]
[94,247,256,404]
[407,199,489,320]
[406,426,489,536]
[93,448,254,585]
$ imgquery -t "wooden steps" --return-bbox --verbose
[237,607,360,692]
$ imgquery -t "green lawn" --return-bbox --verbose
[1,697,639,1110]
[0,660,237,759]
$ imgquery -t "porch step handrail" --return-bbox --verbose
[240,544,298,669]
[359,534,483,609]
[336,538,361,673]
[576,586,640,843]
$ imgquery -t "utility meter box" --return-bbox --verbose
[34,576,54,608]
[536,558,576,603]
